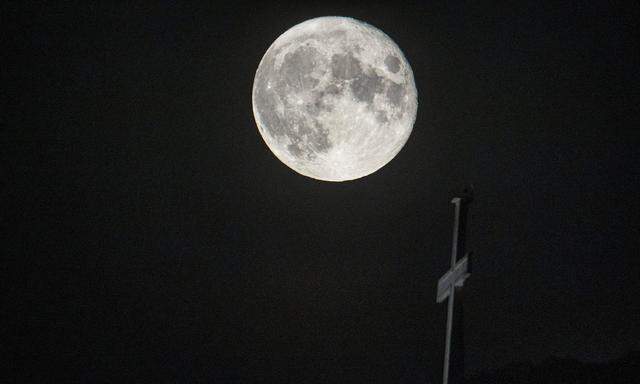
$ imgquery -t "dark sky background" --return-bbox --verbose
[5,1,639,382]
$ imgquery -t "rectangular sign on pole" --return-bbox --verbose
[436,255,470,303]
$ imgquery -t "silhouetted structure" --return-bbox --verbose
[437,193,473,384]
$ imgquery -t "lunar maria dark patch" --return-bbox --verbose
[331,53,362,80]
[282,46,323,90]
[384,54,401,73]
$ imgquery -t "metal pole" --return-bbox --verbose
[450,198,461,268]
[443,286,455,384]
[443,197,462,384]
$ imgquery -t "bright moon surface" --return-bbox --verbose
[252,17,418,182]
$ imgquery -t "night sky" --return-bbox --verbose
[5,1,639,382]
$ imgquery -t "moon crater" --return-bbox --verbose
[252,17,418,181]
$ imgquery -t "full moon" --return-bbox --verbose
[252,16,418,181]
